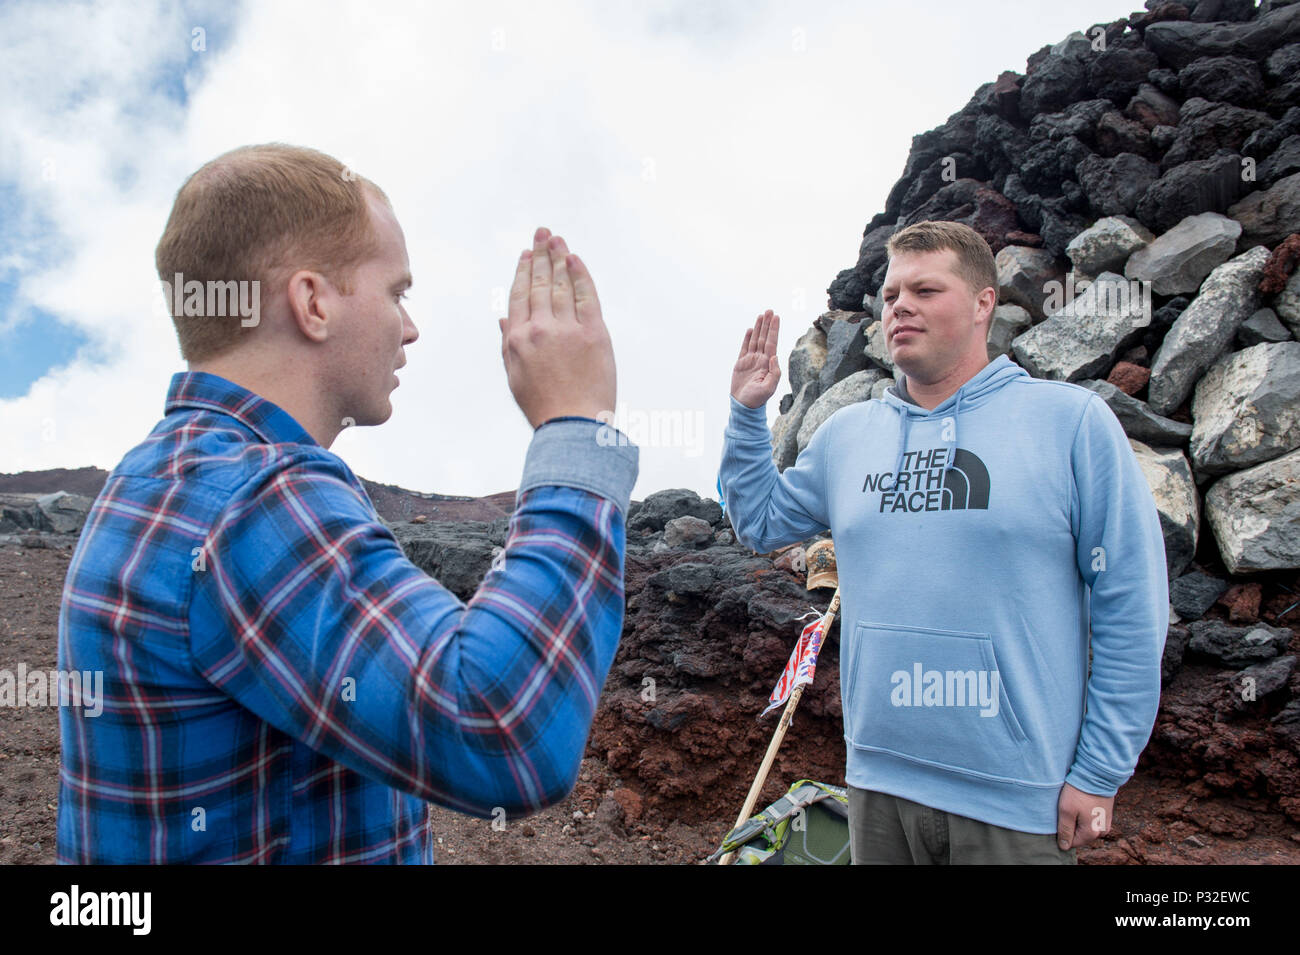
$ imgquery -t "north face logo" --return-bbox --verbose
[861,447,990,513]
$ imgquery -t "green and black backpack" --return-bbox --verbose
[710,779,851,865]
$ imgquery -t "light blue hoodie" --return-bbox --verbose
[719,355,1168,834]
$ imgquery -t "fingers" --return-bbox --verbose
[737,327,753,360]
[529,227,553,319]
[1057,803,1076,851]
[569,251,602,326]
[763,311,780,357]
[550,235,574,321]
[507,249,532,326]
[740,310,779,360]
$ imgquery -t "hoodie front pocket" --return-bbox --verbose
[844,621,1028,779]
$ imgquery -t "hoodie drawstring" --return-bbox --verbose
[945,390,961,477]
[891,409,910,490]
[891,382,963,491]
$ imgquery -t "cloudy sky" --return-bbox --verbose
[1,0,1135,502]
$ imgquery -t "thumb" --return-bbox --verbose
[1057,804,1075,851]
[769,355,780,377]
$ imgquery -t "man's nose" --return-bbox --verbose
[402,309,419,345]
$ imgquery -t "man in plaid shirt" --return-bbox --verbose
[57,144,637,864]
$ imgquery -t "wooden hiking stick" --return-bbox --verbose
[719,586,841,865]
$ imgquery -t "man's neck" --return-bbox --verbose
[189,357,339,449]
[896,354,990,411]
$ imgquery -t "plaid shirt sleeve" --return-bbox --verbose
[189,418,638,819]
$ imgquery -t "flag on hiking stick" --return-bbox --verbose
[761,613,827,717]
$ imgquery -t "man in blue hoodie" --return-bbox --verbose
[719,220,1167,864]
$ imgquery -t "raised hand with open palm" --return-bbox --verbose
[730,309,782,409]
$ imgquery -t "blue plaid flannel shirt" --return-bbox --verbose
[57,371,637,863]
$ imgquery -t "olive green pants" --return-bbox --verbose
[848,786,1077,865]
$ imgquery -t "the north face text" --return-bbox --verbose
[861,447,991,513]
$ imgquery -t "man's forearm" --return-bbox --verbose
[191,419,638,819]
[720,395,830,552]
[417,418,639,814]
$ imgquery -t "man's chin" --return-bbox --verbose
[890,350,926,381]
[339,403,393,432]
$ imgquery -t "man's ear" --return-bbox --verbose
[284,269,333,344]
[975,286,997,327]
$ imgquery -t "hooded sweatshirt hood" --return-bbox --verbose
[881,355,1030,486]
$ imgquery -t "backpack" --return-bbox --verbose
[709,779,852,865]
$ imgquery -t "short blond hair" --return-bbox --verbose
[886,220,998,303]
[155,143,389,362]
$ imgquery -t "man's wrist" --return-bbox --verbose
[518,417,639,516]
[729,393,765,411]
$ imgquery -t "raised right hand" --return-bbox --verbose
[730,310,781,410]
[499,227,617,429]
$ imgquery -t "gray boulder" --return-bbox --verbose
[0,491,95,535]
[1205,447,1300,572]
[1232,656,1297,707]
[629,488,723,533]
[1186,619,1293,666]
[1075,153,1159,218]
[797,369,883,453]
[787,326,827,396]
[1259,134,1300,189]
[1148,246,1271,415]
[1162,624,1190,685]
[1124,83,1180,130]
[1123,212,1241,297]
[1170,569,1228,620]
[663,516,715,549]
[771,381,821,472]
[1065,216,1153,277]
[996,245,1063,320]
[862,320,894,374]
[1130,439,1200,581]
[1190,341,1300,476]
[1133,153,1249,234]
[1081,380,1193,445]
[1276,268,1300,338]
[986,304,1033,360]
[1158,99,1273,171]
[1177,55,1265,107]
[1011,272,1152,381]
[1142,5,1300,70]
[1237,308,1292,347]
[1019,45,1091,119]
[819,313,870,389]
[1227,172,1300,249]
[393,519,508,601]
